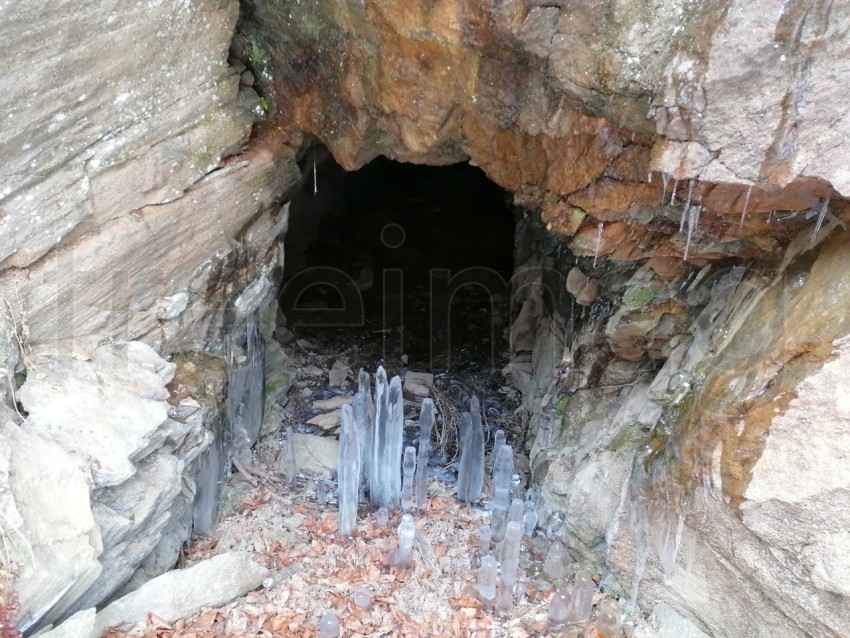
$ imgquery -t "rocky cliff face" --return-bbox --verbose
[2,1,849,636]
[0,0,299,630]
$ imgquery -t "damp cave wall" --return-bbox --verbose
[1,1,850,637]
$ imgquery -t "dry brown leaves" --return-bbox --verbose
[100,477,579,638]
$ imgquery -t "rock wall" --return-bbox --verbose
[0,0,302,630]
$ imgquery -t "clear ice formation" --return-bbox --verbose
[401,445,417,513]
[548,589,571,626]
[597,598,622,636]
[812,195,831,241]
[493,429,506,459]
[543,539,573,581]
[496,521,522,611]
[739,184,753,228]
[649,502,685,583]
[523,508,538,536]
[319,613,340,638]
[523,496,538,536]
[337,404,362,537]
[390,513,416,566]
[353,369,374,491]
[370,367,404,510]
[491,443,514,541]
[570,571,595,623]
[456,395,485,503]
[376,506,389,528]
[351,588,372,610]
[225,311,265,460]
[508,497,524,528]
[479,523,492,555]
[478,555,499,604]
[285,425,297,487]
[414,398,435,511]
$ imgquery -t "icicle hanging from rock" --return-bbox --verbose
[414,398,434,512]
[337,404,361,537]
[738,184,753,228]
[370,367,404,510]
[456,395,485,503]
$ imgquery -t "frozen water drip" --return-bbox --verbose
[318,613,340,638]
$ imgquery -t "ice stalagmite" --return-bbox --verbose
[370,367,404,510]
[353,369,374,491]
[390,513,416,566]
[414,398,435,511]
[401,446,416,513]
[478,555,498,605]
[496,521,522,611]
[570,572,595,623]
[491,443,514,541]
[456,395,485,503]
[337,404,361,537]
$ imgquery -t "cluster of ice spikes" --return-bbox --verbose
[337,366,435,539]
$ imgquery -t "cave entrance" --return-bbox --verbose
[280,147,516,377]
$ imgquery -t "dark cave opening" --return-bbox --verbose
[279,147,517,375]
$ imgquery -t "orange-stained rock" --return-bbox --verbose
[541,199,586,236]
[463,111,549,192]
[700,179,832,216]
[605,299,689,361]
[568,179,660,220]
[543,127,624,196]
[570,220,658,262]
[606,144,652,183]
[646,255,688,280]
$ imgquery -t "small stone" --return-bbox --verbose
[156,292,189,320]
[566,267,589,295]
[240,70,254,87]
[296,339,316,350]
[566,267,598,305]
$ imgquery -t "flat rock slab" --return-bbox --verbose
[94,551,267,635]
[306,409,342,430]
[290,433,339,479]
[403,372,433,398]
[312,395,353,410]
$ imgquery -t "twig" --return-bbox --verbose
[231,456,259,487]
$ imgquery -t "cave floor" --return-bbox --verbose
[103,309,636,637]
